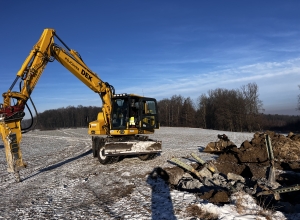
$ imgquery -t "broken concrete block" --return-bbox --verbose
[178,177,203,190]
[227,172,245,183]
[199,167,213,179]
[164,166,185,185]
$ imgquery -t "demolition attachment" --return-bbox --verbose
[0,119,26,182]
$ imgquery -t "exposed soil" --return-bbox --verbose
[211,131,300,188]
[213,131,300,177]
[199,190,229,204]
[152,131,300,216]
[163,130,300,213]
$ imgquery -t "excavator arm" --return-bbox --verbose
[50,37,115,133]
[0,29,113,180]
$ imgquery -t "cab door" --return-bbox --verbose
[139,98,159,130]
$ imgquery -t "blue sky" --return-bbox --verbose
[1,1,300,117]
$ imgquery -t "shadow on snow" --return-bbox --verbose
[22,149,92,181]
[147,167,176,220]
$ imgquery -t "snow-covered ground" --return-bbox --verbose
[0,127,296,219]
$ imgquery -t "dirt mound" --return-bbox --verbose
[163,131,300,214]
[213,131,300,178]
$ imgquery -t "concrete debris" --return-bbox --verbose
[177,176,205,192]
[198,167,213,179]
[227,172,245,183]
[164,166,185,185]
[164,131,300,213]
[203,133,236,153]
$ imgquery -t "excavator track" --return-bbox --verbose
[92,135,162,164]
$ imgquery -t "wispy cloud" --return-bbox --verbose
[120,58,300,115]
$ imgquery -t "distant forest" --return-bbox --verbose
[22,105,101,131]
[22,83,300,133]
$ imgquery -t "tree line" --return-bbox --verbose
[159,83,263,131]
[158,82,299,132]
[22,82,300,132]
[22,105,101,130]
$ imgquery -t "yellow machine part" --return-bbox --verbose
[0,120,26,173]
[88,113,106,135]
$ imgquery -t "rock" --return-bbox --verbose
[203,177,214,187]
[204,134,236,152]
[209,190,229,204]
[227,173,245,183]
[241,140,252,149]
[200,190,214,200]
[287,132,294,138]
[182,173,193,179]
[164,166,185,185]
[234,182,245,191]
[198,167,213,179]
[253,132,260,139]
[211,173,228,188]
[177,177,204,191]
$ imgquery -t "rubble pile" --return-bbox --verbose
[213,131,300,178]
[203,134,236,153]
[162,131,300,213]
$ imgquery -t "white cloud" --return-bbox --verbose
[120,57,300,115]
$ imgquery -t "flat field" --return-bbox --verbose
[0,127,292,219]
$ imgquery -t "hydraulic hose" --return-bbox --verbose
[18,81,38,133]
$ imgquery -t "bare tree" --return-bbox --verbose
[298,85,300,111]
[170,95,184,127]
[196,83,264,132]
[196,94,208,128]
[240,83,263,114]
[157,98,172,126]
[180,97,196,127]
[240,83,264,131]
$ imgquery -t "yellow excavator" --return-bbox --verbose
[0,28,161,182]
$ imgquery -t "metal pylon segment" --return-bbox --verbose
[169,158,203,181]
[257,184,300,199]
[190,153,217,173]
[265,135,274,162]
[265,134,275,185]
[190,153,205,165]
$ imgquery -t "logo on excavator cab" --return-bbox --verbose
[81,69,92,81]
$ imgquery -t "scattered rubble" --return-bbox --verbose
[203,134,236,153]
[164,131,300,214]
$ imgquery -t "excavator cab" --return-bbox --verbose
[111,94,159,133]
